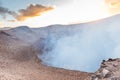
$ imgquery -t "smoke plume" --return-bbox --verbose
[38,14,120,72]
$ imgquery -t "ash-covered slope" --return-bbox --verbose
[0,14,120,80]
[0,26,90,80]
[0,39,90,80]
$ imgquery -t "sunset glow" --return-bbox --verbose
[0,0,120,27]
[105,0,120,14]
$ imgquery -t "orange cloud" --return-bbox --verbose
[105,0,120,14]
[15,4,54,21]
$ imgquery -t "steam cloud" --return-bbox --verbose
[38,15,120,72]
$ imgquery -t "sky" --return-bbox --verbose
[0,0,120,27]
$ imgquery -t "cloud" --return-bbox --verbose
[0,3,53,21]
[0,4,16,19]
[105,0,120,14]
[0,0,13,19]
[0,6,9,19]
[15,4,53,21]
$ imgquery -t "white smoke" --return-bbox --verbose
[39,14,120,72]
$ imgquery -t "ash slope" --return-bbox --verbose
[0,28,90,79]
[0,14,120,80]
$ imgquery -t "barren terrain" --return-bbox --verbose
[0,27,91,80]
